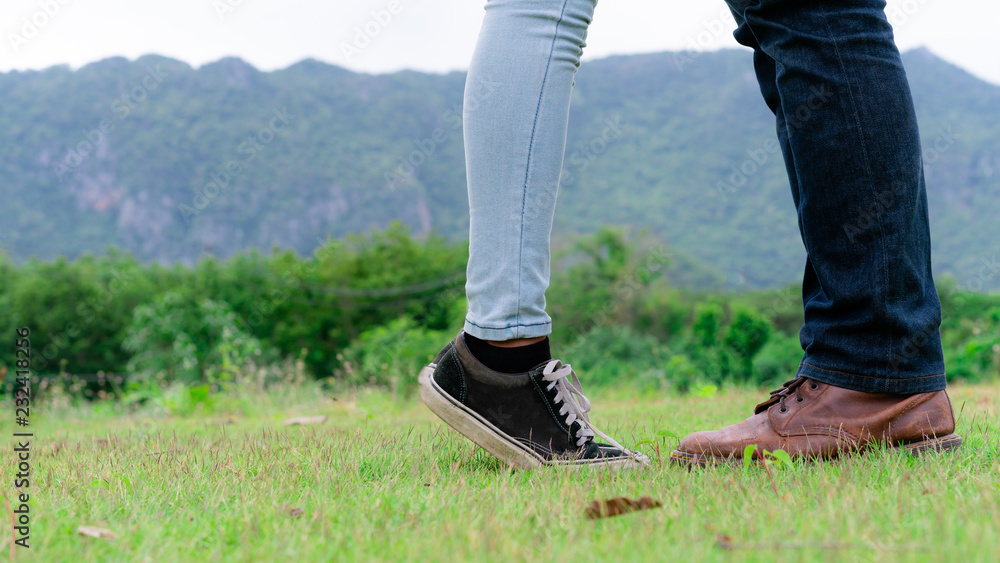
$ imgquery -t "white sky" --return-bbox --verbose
[2,1,998,85]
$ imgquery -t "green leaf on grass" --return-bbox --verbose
[743,444,758,469]
[770,449,793,469]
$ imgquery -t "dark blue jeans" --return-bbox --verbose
[725,0,946,393]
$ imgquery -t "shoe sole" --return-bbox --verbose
[667,433,964,467]
[418,364,647,470]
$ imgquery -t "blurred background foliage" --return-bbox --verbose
[2,224,997,399]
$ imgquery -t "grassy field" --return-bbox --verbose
[4,377,999,562]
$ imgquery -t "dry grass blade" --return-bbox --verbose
[77,526,117,540]
[282,416,327,426]
[715,534,734,549]
[585,496,662,519]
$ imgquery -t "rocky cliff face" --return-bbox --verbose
[2,49,997,289]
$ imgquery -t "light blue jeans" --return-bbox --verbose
[463,0,597,341]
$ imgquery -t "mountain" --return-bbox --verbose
[1,48,998,290]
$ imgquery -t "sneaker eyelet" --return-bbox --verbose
[796,397,804,403]
[779,407,788,413]
[809,382,819,390]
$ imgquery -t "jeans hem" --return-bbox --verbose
[796,361,946,394]
[464,318,552,341]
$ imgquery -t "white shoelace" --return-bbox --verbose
[541,360,630,453]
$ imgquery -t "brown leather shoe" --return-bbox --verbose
[670,377,962,465]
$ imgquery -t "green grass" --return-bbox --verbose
[4,379,999,562]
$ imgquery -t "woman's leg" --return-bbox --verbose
[418,0,647,469]
[463,0,597,342]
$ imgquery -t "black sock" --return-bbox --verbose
[463,333,552,374]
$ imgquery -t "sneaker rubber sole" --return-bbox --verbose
[668,433,963,467]
[419,363,646,470]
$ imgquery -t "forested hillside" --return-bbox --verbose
[2,48,997,289]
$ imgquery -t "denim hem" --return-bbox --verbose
[464,318,552,341]
[796,361,946,394]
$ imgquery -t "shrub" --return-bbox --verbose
[122,292,269,383]
[723,306,772,377]
[945,306,1000,383]
[692,302,724,349]
[752,331,803,386]
[337,317,452,394]
[563,325,668,390]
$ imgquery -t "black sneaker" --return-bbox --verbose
[418,332,649,469]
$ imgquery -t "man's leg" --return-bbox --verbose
[418,0,647,469]
[673,0,961,464]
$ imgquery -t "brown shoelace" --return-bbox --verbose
[753,376,820,414]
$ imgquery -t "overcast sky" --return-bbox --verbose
[3,0,998,85]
